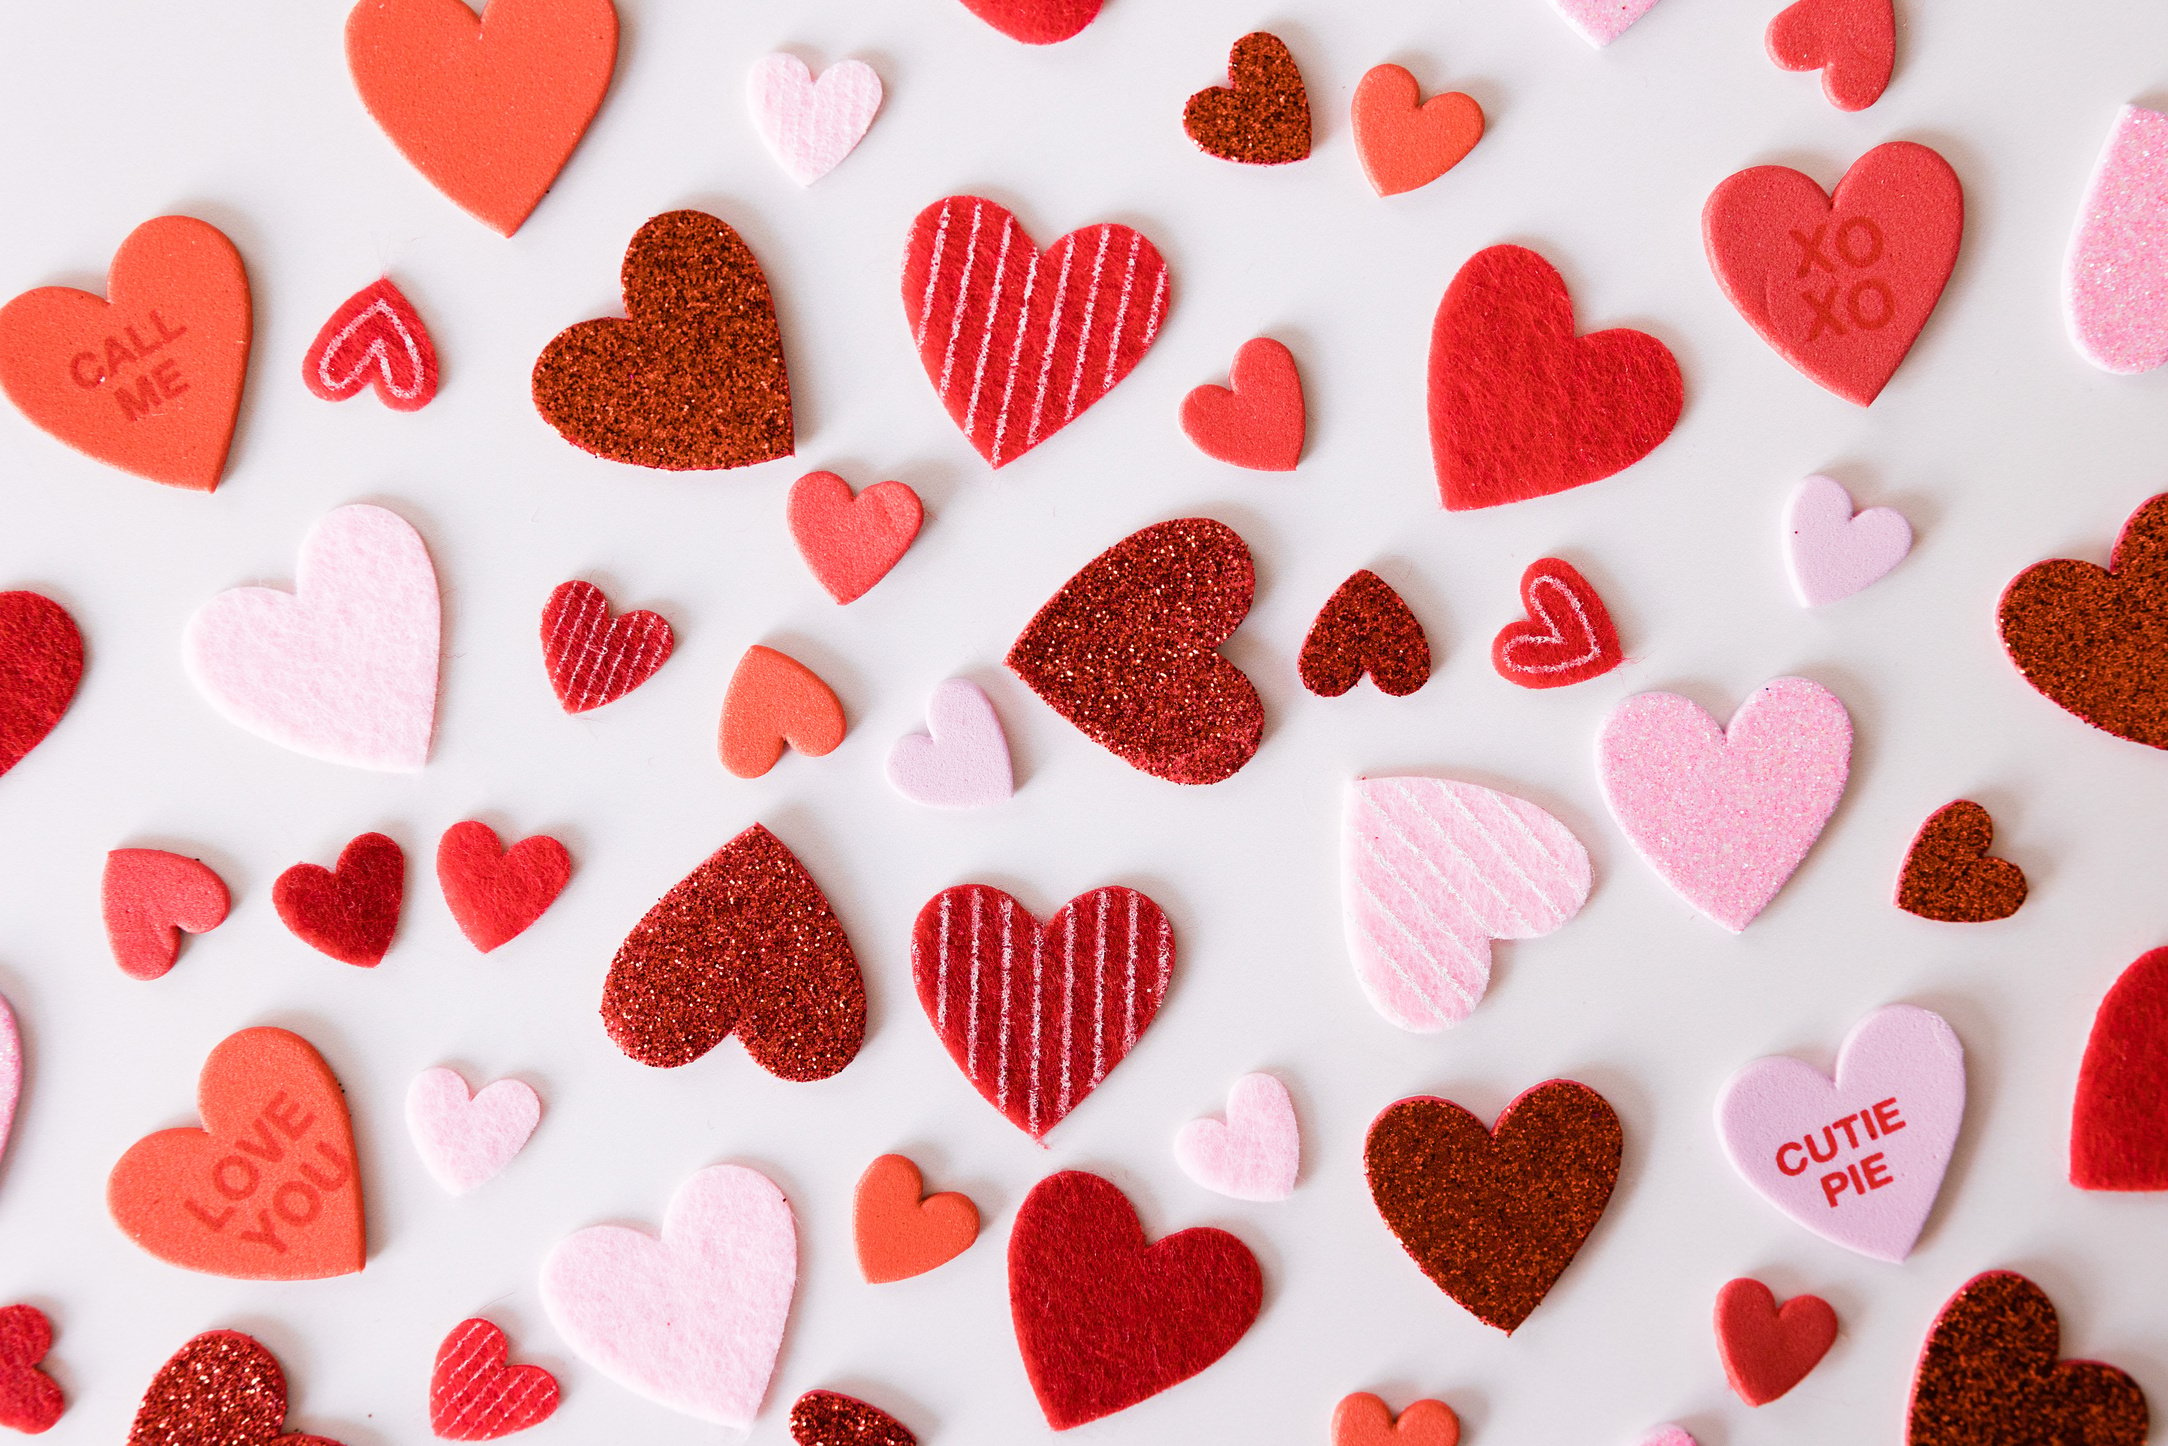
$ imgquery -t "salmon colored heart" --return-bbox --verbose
[0,592,83,781]
[718,645,845,778]
[787,470,923,604]
[0,216,249,491]
[430,1318,560,1441]
[345,0,618,236]
[437,820,570,952]
[1300,570,1431,698]
[0,1305,62,1435]
[107,1027,364,1281]
[957,0,1101,44]
[274,832,404,967]
[1183,32,1311,165]
[1180,337,1304,471]
[302,277,438,410]
[1767,0,1895,112]
[1333,1392,1460,1446]
[2071,946,2168,1191]
[102,848,231,981]
[539,579,673,714]
[1492,557,1622,688]
[1895,800,2027,923]
[853,1153,979,1284]
[1715,1278,1838,1406]
[1351,64,1483,198]
[1907,1272,2147,1446]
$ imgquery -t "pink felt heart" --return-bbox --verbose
[184,503,440,771]
[406,1066,540,1196]
[540,1164,795,1428]
[1637,1430,1698,1446]
[0,994,17,1184]
[1599,677,1851,932]
[1717,1004,1964,1263]
[885,678,1013,809]
[1174,1072,1299,1202]
[747,53,881,187]
[2068,105,2168,375]
[1784,474,1911,606]
[1552,0,1663,47]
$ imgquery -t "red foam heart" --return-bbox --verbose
[1704,142,1962,406]
[1009,1170,1262,1430]
[126,1330,342,1446]
[956,0,1101,44]
[1767,0,1895,112]
[1491,557,1623,688]
[1428,244,1682,511]
[718,644,846,778]
[0,592,83,779]
[0,1305,62,1435]
[787,470,923,604]
[302,277,438,411]
[102,848,231,981]
[1714,1277,1838,1406]
[436,821,570,953]
[273,832,405,968]
[430,1318,560,1441]
[1181,337,1304,471]
[539,580,674,714]
[1299,570,1430,697]
[2072,945,2168,1190]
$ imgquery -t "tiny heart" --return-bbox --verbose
[1552,0,1665,47]
[126,1331,341,1446]
[1332,1392,1460,1446]
[430,1318,559,1441]
[2069,107,2168,374]
[1908,1272,2148,1446]
[853,1153,979,1284]
[786,470,922,604]
[274,832,405,967]
[436,820,571,952]
[791,1391,916,1446]
[406,1066,541,1196]
[1895,800,2027,923]
[102,847,231,980]
[0,995,17,1183]
[303,277,437,411]
[718,644,846,778]
[748,54,881,186]
[1181,337,1304,471]
[1183,31,1311,165]
[1784,474,1911,606]
[0,1304,62,1435]
[1767,0,1895,111]
[885,678,1013,809]
[1717,1004,1964,1262]
[0,592,82,783]
[1715,1277,1838,1406]
[956,0,1102,44]
[1175,1072,1299,1202]
[1351,64,1483,198]
[1301,570,1431,697]
[1491,557,1622,688]
[539,579,673,714]
[2071,946,2168,1190]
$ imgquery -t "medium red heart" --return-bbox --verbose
[430,1318,560,1441]
[1181,337,1304,471]
[2071,946,2168,1190]
[102,848,231,980]
[1704,142,1961,406]
[126,1330,342,1446]
[0,592,82,780]
[1767,0,1895,112]
[786,470,923,604]
[539,580,674,714]
[1009,1170,1262,1430]
[1299,570,1430,697]
[1491,557,1623,688]
[302,277,438,411]
[0,1305,62,1434]
[436,821,571,953]
[1428,245,1682,510]
[957,0,1102,44]
[1907,1272,2147,1445]
[273,832,404,968]
[1714,1277,1838,1406]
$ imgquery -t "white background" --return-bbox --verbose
[0,1,2163,1442]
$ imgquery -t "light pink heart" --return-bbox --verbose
[1785,474,1912,606]
[406,1066,540,1196]
[184,503,440,771]
[1637,1429,1698,1446]
[886,678,1014,809]
[1342,776,1592,1031]
[1717,1004,1965,1263]
[0,992,19,1184]
[1174,1072,1299,1202]
[1552,0,1664,46]
[540,1163,796,1428]
[1598,677,1851,932]
[747,53,882,187]
[2067,104,2168,375]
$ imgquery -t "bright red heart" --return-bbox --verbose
[538,580,674,714]
[0,1305,62,1435]
[430,1318,560,1441]
[1704,142,1962,406]
[0,592,82,781]
[1491,557,1623,688]
[302,277,438,411]
[102,848,231,981]
[1299,570,1430,697]
[1714,1277,1838,1406]
[1181,337,1304,471]
[2072,946,2168,1190]
[1428,245,1682,511]
[1767,0,1895,112]
[273,832,404,968]
[126,1330,342,1446]
[956,0,1101,44]
[436,821,571,953]
[787,470,923,604]
[1009,1170,1262,1430]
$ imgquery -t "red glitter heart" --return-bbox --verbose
[273,832,404,968]
[1715,1277,1838,1407]
[1895,801,2027,923]
[2071,946,2168,1191]
[1491,557,1623,689]
[429,1318,559,1441]
[0,1305,62,1435]
[125,1330,342,1446]
[436,821,571,953]
[539,580,674,714]
[302,277,437,411]
[1906,1271,2147,1445]
[0,592,82,781]
[1299,570,1430,697]
[790,1389,916,1446]
[1183,32,1312,165]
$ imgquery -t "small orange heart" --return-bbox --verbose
[854,1153,979,1284]
[1351,64,1483,198]
[718,644,845,778]
[1333,1391,1460,1446]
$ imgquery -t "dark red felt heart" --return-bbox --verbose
[2072,946,2168,1191]
[429,1318,559,1441]
[126,1330,342,1446]
[1715,1277,1838,1407]
[0,1305,62,1435]
[1491,557,1622,688]
[436,821,570,953]
[1299,570,1430,697]
[273,832,404,967]
[957,0,1101,44]
[539,579,674,714]
[1767,0,1896,112]
[302,277,437,411]
[1907,1272,2147,1445]
[0,592,82,781]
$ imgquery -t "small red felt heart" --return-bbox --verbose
[787,470,923,604]
[102,848,231,981]
[539,580,674,714]
[1767,0,1895,112]
[1491,557,1623,689]
[1181,337,1304,471]
[956,0,1102,44]
[1714,1277,1838,1406]
[2071,946,2168,1191]
[1906,1272,2146,1445]
[1299,570,1430,697]
[0,1305,62,1435]
[126,1330,342,1446]
[436,821,570,953]
[0,592,82,780]
[430,1318,559,1441]
[273,832,404,968]
[303,277,438,411]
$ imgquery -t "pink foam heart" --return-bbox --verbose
[1599,677,1851,932]
[1174,1072,1299,1202]
[885,678,1013,809]
[540,1163,796,1428]
[1717,1004,1964,1262]
[406,1066,541,1196]
[0,993,18,1184]
[1638,1429,1698,1446]
[1552,0,1664,46]
[1784,474,1912,606]
[184,503,440,771]
[2067,105,2168,375]
[747,54,881,187]
[1342,777,1592,1031]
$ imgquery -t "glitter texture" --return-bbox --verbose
[2067,106,2168,375]
[1895,800,2027,923]
[124,1330,339,1446]
[1299,569,1430,697]
[1183,32,1311,165]
[1906,1271,2148,1445]
[789,1389,917,1446]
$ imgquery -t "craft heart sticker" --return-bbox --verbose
[913,884,1171,1140]
[103,848,230,980]
[792,1391,916,1446]
[1717,1004,1964,1262]
[1551,0,1664,47]
[1181,337,1304,471]
[902,196,1169,468]
[1785,474,1912,606]
[1366,1080,1622,1333]
[539,579,673,713]
[1492,557,1622,688]
[1704,142,1963,406]
[274,832,405,967]
[407,1066,541,1196]
[1767,0,1895,110]
[185,503,440,771]
[1907,1272,2148,1446]
[1351,64,1482,198]
[107,1026,363,1280]
[602,823,865,1079]
[437,820,570,951]
[787,470,922,604]
[1715,1277,1838,1407]
[430,1318,559,1441]
[956,0,1101,44]
[1333,1392,1460,1446]
[541,1163,796,1428]
[2071,946,2168,1191]
[1301,571,1431,698]
[0,1305,62,1435]
[854,1153,979,1284]
[1184,32,1311,165]
[1009,1169,1262,1430]
[886,678,1013,809]
[345,0,618,235]
[719,645,846,778]
[534,210,793,470]
[125,1331,341,1446]
[1896,801,2027,923]
[1174,1072,1299,1202]
[1009,517,1263,784]
[0,215,249,491]
[303,277,438,410]
[1429,244,1683,510]
[1343,777,1592,1032]
[0,995,16,1184]
[2068,107,2168,374]
[0,592,82,783]
[748,54,881,186]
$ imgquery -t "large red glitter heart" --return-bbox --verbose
[956,0,1101,44]
[272,832,405,968]
[1906,1271,2147,1445]
[539,579,674,714]
[1299,570,1430,697]
[0,592,82,781]
[2071,946,2168,1190]
[1491,557,1622,689]
[125,1330,342,1446]
[1714,1277,1837,1407]
[436,821,571,953]
[0,1305,62,1434]
[430,1318,560,1441]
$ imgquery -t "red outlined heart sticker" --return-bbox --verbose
[539,580,673,714]
[303,278,438,410]
[430,1318,560,1440]
[1906,1272,2147,1445]
[103,848,231,981]
[1492,557,1623,689]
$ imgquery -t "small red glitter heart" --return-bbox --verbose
[273,832,404,968]
[1183,32,1311,165]
[1895,801,2027,923]
[1714,1278,1837,1406]
[0,592,82,781]
[101,848,230,981]
[1491,557,1623,689]
[0,1305,62,1435]
[125,1330,342,1446]
[790,1389,917,1446]
[2071,946,2168,1191]
[539,580,674,714]
[429,1318,559,1441]
[1906,1271,2146,1445]
[302,277,438,410]
[1299,570,1430,698]
[436,821,571,952]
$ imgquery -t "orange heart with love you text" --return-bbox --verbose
[854,1154,979,1283]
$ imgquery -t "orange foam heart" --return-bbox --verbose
[1334,1392,1461,1446]
[718,644,845,778]
[1351,64,1483,198]
[853,1153,979,1283]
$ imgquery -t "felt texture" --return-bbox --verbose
[1599,677,1851,932]
[1364,1081,1622,1333]
[430,1318,558,1441]
[1174,1072,1299,1202]
[901,196,1169,468]
[1343,777,1591,1032]
[854,1153,979,1284]
[1008,1169,1262,1430]
[1332,1392,1459,1446]
[437,820,570,951]
[1491,557,1622,688]
[406,1066,541,1196]
[1785,473,1912,606]
[540,1163,796,1429]
[102,847,231,981]
[1704,142,1962,406]
[719,644,846,778]
[107,1026,363,1281]
[1551,0,1663,46]
[885,678,1013,809]
[2068,106,2168,374]
[1300,570,1430,697]
[1896,801,2027,924]
[0,995,15,1184]
[1636,1430,1698,1446]
[748,54,881,187]
[303,277,438,410]
[125,1331,341,1446]
[1183,33,1311,165]
[1008,518,1263,784]
[1351,64,1482,198]
[1428,244,1682,510]
[2070,946,2168,1191]
[539,579,673,713]
[1180,337,1304,471]
[1767,0,1895,110]
[0,215,249,491]
[787,470,922,604]
[0,592,82,782]
[791,1391,916,1446]
[274,832,406,968]
[185,503,440,772]
[957,0,1101,44]
[345,0,618,236]
[1717,1004,1964,1263]
[0,1304,61,1435]
[1907,1271,2148,1446]
[913,885,1172,1140]
[1715,1278,1838,1406]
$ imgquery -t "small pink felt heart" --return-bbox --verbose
[1637,1429,1698,1446]
[0,994,18,1183]
[2068,105,2168,375]
[747,54,881,187]
[885,678,1013,809]
[406,1066,541,1196]
[1552,0,1664,47]
[1599,677,1851,932]
[786,470,922,604]
[1717,1004,1965,1262]
[1175,1072,1299,1201]
[1785,474,1911,606]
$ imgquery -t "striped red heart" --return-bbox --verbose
[539,580,674,714]
[1491,557,1622,689]
[302,277,438,410]
[429,1318,559,1441]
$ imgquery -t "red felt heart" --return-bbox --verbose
[539,580,674,714]
[1009,1170,1262,1430]
[1704,142,1961,406]
[126,1330,342,1446]
[0,1305,62,1435]
[1299,570,1430,697]
[1767,0,1895,112]
[302,277,438,411]
[273,832,405,968]
[1714,1277,1838,1407]
[102,848,231,981]
[429,1318,560,1441]
[2071,946,2168,1191]
[436,821,570,953]
[912,885,1172,1141]
[1491,557,1623,689]
[787,470,923,604]
[1181,337,1304,471]
[0,592,82,780]
[1907,1272,2147,1445]
[956,0,1102,44]
[902,196,1169,469]
[1428,245,1682,511]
